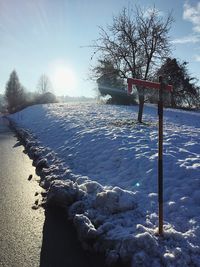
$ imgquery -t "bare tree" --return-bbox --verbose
[37,74,52,94]
[92,6,173,122]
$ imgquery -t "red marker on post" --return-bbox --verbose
[127,77,173,236]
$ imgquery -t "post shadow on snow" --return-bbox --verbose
[40,206,107,267]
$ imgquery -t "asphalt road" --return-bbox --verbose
[0,118,106,267]
[0,118,44,267]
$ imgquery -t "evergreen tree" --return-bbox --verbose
[157,58,199,108]
[95,59,136,105]
[5,70,25,113]
[95,59,125,90]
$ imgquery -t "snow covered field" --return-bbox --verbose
[9,103,200,266]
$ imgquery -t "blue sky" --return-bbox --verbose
[0,0,200,97]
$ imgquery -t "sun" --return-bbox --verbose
[50,61,77,96]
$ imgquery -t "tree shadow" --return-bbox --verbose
[40,207,106,267]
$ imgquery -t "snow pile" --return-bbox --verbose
[94,186,137,214]
[47,179,80,207]
[9,103,200,266]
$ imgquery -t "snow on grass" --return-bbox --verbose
[9,103,200,266]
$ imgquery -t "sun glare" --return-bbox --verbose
[50,62,77,96]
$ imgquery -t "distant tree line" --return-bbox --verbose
[91,5,200,121]
[4,70,57,114]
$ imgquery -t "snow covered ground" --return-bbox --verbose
[9,103,200,266]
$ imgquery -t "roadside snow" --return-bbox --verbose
[9,103,200,266]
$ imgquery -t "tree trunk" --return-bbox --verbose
[170,92,176,108]
[138,93,145,123]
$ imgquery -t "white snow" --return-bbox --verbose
[9,103,200,266]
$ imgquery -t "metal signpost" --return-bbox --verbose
[127,77,173,235]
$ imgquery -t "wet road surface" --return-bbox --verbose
[0,119,44,267]
[0,118,106,267]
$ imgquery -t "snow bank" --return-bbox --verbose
[94,187,137,214]
[8,103,200,266]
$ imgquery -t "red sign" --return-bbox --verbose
[127,78,173,95]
